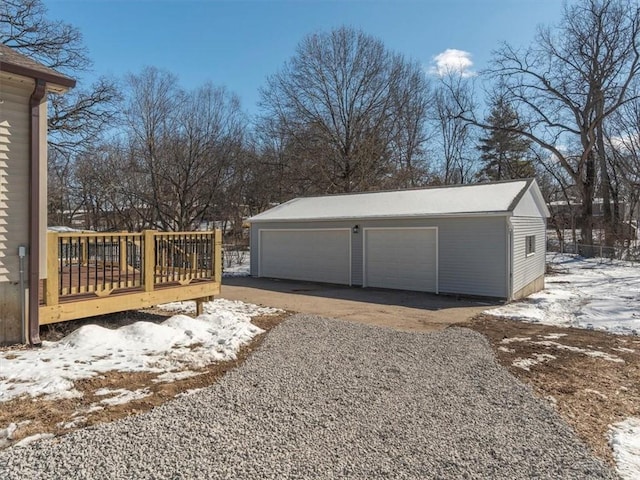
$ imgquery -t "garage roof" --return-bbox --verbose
[250,178,549,222]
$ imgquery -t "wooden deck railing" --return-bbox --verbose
[40,229,222,325]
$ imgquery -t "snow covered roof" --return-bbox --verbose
[250,179,548,222]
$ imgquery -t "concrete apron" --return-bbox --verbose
[221,277,502,333]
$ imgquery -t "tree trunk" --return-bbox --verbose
[579,156,596,255]
[595,94,615,248]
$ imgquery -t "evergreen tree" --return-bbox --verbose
[477,98,534,181]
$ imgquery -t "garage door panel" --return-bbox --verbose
[365,228,437,292]
[260,230,350,285]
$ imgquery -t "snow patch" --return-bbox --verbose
[487,254,640,335]
[0,421,32,448]
[541,333,568,340]
[153,370,203,383]
[583,389,607,400]
[95,388,151,406]
[176,388,205,397]
[158,298,281,320]
[14,433,55,447]
[0,300,275,402]
[500,337,531,344]
[512,353,556,371]
[535,340,624,363]
[613,347,636,354]
[57,416,87,429]
[497,337,624,363]
[609,418,640,480]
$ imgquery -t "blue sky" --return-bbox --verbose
[44,0,565,115]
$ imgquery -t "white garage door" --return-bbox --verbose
[259,229,351,285]
[364,228,438,293]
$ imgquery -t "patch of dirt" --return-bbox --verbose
[461,314,640,466]
[0,310,290,447]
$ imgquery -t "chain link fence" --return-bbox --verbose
[547,238,640,262]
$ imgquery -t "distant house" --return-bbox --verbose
[249,179,550,300]
[0,44,75,344]
[548,198,638,240]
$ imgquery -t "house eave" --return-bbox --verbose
[0,61,76,92]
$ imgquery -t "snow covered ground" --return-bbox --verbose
[0,299,279,403]
[223,250,250,277]
[609,418,640,480]
[489,253,640,335]
[487,253,640,479]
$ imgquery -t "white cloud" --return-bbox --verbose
[429,49,475,77]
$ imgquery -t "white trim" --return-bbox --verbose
[525,234,536,257]
[507,217,513,300]
[250,211,511,224]
[257,228,352,286]
[362,227,439,294]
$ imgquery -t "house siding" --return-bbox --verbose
[251,215,509,298]
[0,78,34,343]
[511,216,546,296]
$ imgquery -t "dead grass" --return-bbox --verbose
[0,310,290,447]
[461,314,640,466]
[4,307,637,467]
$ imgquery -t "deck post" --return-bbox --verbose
[44,232,59,306]
[119,231,128,273]
[81,236,88,266]
[143,230,156,292]
[195,298,204,316]
[214,229,222,285]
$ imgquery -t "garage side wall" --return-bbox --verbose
[510,216,546,299]
[251,216,508,298]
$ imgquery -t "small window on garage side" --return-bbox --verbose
[525,235,536,256]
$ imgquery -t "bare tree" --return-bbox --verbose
[607,97,640,238]
[497,0,638,247]
[74,142,148,231]
[125,68,246,231]
[1,0,121,225]
[450,0,640,249]
[253,117,328,198]
[432,76,477,184]
[0,0,87,70]
[386,61,432,188]
[124,67,180,229]
[259,26,430,193]
[1,0,120,149]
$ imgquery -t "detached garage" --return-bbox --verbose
[249,179,550,300]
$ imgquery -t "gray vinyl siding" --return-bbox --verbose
[251,215,509,298]
[434,217,507,297]
[511,216,546,294]
[352,230,364,285]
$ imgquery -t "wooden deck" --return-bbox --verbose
[39,230,222,325]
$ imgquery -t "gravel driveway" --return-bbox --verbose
[0,315,616,479]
